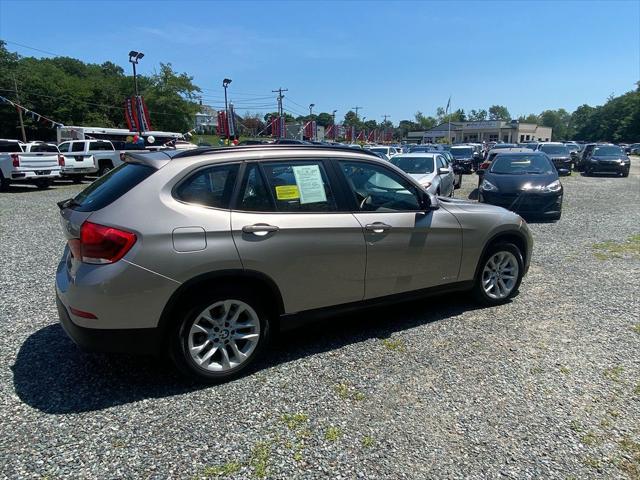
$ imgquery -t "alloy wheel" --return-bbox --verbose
[187,300,261,372]
[481,251,519,300]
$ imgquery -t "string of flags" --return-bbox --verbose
[0,95,64,128]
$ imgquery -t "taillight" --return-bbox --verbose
[480,162,490,170]
[58,154,65,166]
[11,154,19,167]
[72,221,137,264]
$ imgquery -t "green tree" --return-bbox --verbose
[468,109,488,121]
[518,113,540,123]
[488,105,511,120]
[539,108,571,140]
[414,111,437,130]
[343,110,360,127]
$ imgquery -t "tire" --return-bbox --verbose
[472,242,524,306]
[622,169,629,178]
[35,178,52,189]
[72,176,84,184]
[0,173,9,192]
[169,288,271,383]
[98,162,113,177]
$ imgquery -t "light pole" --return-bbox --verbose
[332,109,337,124]
[128,51,144,98]
[309,103,315,116]
[223,78,232,115]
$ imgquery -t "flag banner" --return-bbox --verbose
[357,130,365,141]
[325,124,334,139]
[124,98,136,131]
[367,130,375,142]
[227,105,237,138]
[217,111,229,138]
[1,96,63,127]
[134,96,152,132]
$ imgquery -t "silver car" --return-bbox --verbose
[390,153,456,197]
[55,145,532,382]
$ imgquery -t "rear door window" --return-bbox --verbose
[238,163,275,212]
[89,141,114,151]
[72,163,156,212]
[175,163,239,209]
[259,160,337,212]
[71,142,84,153]
[58,142,70,153]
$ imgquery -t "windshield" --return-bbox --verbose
[450,147,473,157]
[490,154,554,174]
[593,146,623,156]
[539,145,570,155]
[565,144,579,152]
[492,144,517,149]
[390,156,435,174]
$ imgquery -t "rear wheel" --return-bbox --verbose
[35,178,51,189]
[473,242,524,305]
[169,289,271,383]
[98,162,113,177]
[0,173,9,192]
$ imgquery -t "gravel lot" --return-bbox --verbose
[1,161,639,479]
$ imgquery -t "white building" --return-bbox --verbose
[408,120,552,144]
[194,104,217,133]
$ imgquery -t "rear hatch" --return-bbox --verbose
[58,152,172,257]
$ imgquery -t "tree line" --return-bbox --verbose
[0,41,637,142]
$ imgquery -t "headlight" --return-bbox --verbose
[480,179,498,191]
[542,180,561,192]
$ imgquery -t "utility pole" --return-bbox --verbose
[13,76,26,142]
[272,87,288,117]
[382,114,390,124]
[352,106,362,120]
[332,110,337,124]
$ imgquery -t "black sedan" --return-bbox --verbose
[583,145,631,177]
[478,151,563,220]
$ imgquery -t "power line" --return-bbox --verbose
[3,40,64,57]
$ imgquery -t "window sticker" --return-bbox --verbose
[275,185,300,200]
[292,165,327,204]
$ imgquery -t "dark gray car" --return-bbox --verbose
[55,145,533,382]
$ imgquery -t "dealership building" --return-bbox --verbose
[407,120,552,144]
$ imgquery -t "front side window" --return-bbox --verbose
[175,163,239,209]
[260,161,337,212]
[340,161,422,212]
[89,141,114,151]
[58,142,70,153]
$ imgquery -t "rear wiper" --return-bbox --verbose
[57,198,81,210]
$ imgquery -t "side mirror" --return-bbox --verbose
[438,167,451,175]
[421,191,440,211]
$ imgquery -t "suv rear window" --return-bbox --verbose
[0,142,23,153]
[29,143,59,152]
[71,163,155,212]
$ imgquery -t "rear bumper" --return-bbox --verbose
[587,162,628,174]
[61,166,98,175]
[56,294,161,354]
[11,169,60,180]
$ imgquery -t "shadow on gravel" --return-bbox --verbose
[13,293,490,414]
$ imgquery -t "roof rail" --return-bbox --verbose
[171,144,381,159]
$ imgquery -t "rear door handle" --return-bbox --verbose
[365,222,391,233]
[242,224,279,235]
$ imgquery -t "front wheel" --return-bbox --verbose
[35,178,52,189]
[169,290,271,383]
[72,175,84,184]
[472,243,524,306]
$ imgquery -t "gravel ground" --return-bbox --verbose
[1,162,639,479]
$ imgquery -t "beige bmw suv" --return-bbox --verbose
[56,145,532,382]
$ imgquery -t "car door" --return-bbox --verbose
[337,159,462,300]
[436,155,453,195]
[230,159,366,313]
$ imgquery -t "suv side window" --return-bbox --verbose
[175,163,239,209]
[339,161,423,212]
[58,142,70,153]
[259,160,337,212]
[71,142,84,152]
[89,141,114,151]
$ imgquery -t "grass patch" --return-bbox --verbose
[633,324,640,335]
[325,426,342,442]
[583,456,603,470]
[634,383,640,395]
[603,366,624,382]
[250,442,271,479]
[570,420,584,433]
[202,461,242,477]
[559,366,571,375]
[617,437,640,478]
[381,338,406,352]
[362,435,375,448]
[592,234,640,260]
[580,432,600,446]
[280,412,308,430]
[334,382,366,402]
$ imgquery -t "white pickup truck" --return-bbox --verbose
[57,139,120,181]
[0,140,62,190]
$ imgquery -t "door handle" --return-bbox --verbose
[242,224,279,235]
[365,222,391,233]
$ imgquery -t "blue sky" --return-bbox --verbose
[1,0,638,124]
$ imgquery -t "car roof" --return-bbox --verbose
[392,152,438,158]
[492,148,534,153]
